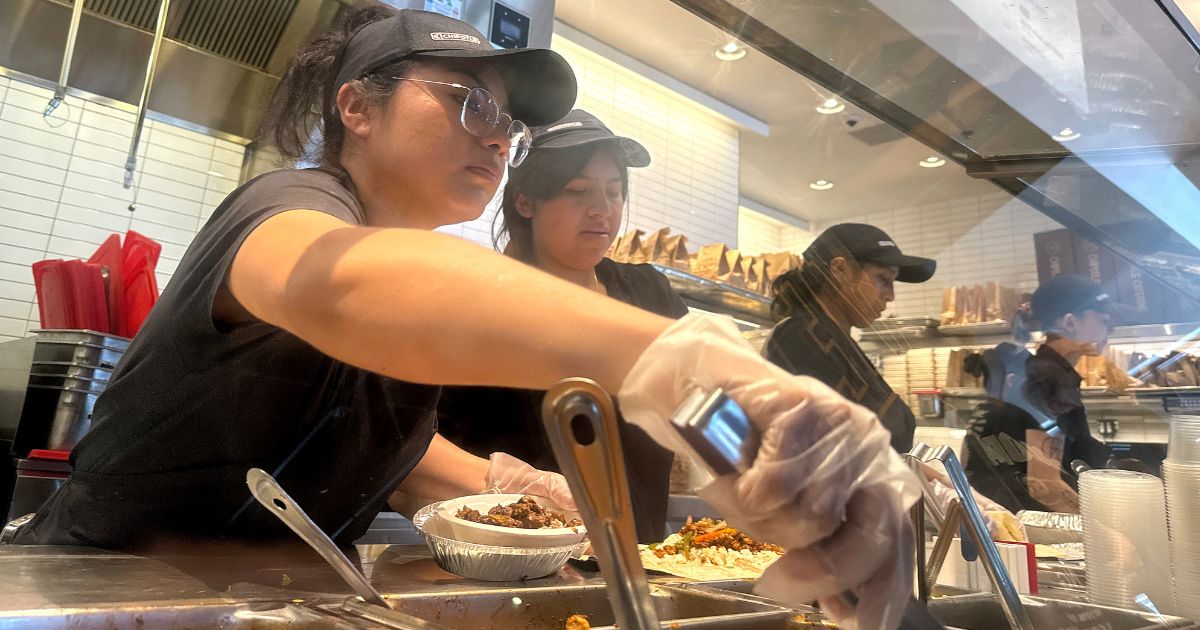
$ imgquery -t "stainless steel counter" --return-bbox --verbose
[1,543,1195,629]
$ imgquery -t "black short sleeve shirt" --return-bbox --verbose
[17,168,440,548]
[436,259,688,542]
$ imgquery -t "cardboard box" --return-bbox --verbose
[1033,229,1077,284]
[1114,260,1168,325]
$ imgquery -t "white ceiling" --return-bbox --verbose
[555,0,997,224]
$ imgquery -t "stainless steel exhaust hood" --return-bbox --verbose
[0,0,350,141]
[0,0,556,143]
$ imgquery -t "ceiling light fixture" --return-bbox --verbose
[815,97,845,115]
[809,179,834,191]
[1053,127,1081,141]
[713,41,746,61]
[919,156,946,168]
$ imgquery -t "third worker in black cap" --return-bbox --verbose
[764,223,936,452]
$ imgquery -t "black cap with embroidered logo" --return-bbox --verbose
[806,223,936,283]
[527,109,651,167]
[332,9,576,126]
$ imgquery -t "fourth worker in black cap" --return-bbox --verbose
[1015,274,1127,512]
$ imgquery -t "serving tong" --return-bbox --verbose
[542,377,662,630]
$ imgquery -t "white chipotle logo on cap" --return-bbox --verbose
[878,240,896,247]
[544,121,584,133]
[430,32,481,44]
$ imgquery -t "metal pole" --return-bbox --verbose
[124,0,172,189]
[44,0,87,117]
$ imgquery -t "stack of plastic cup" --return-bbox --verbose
[1165,415,1200,620]
[1079,469,1174,613]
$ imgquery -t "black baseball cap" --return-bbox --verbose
[806,223,936,283]
[332,9,577,126]
[1031,275,1131,326]
[528,109,651,167]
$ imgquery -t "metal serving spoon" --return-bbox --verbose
[245,467,452,629]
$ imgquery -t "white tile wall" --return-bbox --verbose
[818,191,1062,319]
[0,75,246,341]
[438,34,742,251]
[738,206,816,256]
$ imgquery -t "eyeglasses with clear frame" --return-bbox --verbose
[393,77,532,168]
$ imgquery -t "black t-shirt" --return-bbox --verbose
[1022,345,1111,481]
[15,168,440,548]
[764,305,915,452]
[436,259,688,543]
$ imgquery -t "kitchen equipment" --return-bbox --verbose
[120,231,162,338]
[912,442,1035,630]
[434,493,587,548]
[412,501,586,581]
[913,389,945,419]
[670,387,951,630]
[541,378,661,630]
[31,261,73,330]
[12,384,100,455]
[245,467,387,606]
[6,450,69,522]
[244,468,454,629]
[87,234,124,335]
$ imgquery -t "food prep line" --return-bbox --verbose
[0,542,1194,629]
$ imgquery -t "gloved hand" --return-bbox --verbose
[618,314,921,630]
[483,452,576,511]
[926,478,1026,542]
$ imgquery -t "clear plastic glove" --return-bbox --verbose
[618,314,921,630]
[483,452,576,511]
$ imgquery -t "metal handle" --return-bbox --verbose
[44,0,87,117]
[245,468,388,608]
[924,500,963,591]
[542,378,661,630]
[912,444,1035,630]
[124,0,172,189]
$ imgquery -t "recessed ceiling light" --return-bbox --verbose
[815,97,845,115]
[1053,127,1081,141]
[809,179,834,191]
[713,42,746,61]
[919,156,946,168]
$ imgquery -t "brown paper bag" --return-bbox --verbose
[720,249,746,288]
[613,229,644,263]
[941,287,958,325]
[693,243,729,280]
[654,232,691,271]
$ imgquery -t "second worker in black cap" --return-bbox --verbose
[765,223,935,452]
[428,109,688,542]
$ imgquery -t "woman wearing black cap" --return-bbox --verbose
[1018,275,1119,508]
[764,223,936,452]
[960,306,1056,513]
[4,9,919,626]
[430,110,686,542]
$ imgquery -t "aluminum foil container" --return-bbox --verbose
[412,502,588,582]
[1018,510,1083,544]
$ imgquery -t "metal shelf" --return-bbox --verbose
[651,264,773,327]
[859,321,1200,354]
